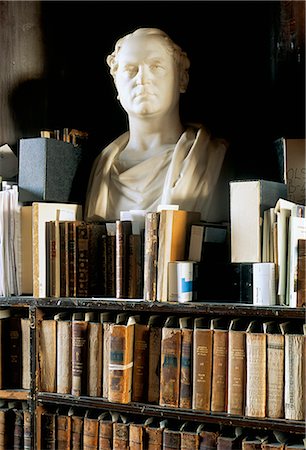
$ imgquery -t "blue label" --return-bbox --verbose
[181,278,193,293]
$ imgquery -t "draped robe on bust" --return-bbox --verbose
[85,125,229,222]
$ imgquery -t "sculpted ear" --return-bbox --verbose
[180,71,189,93]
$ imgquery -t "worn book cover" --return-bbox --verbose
[83,413,99,450]
[71,313,88,396]
[56,414,71,450]
[227,318,248,416]
[264,321,284,419]
[192,318,213,411]
[85,312,102,397]
[210,318,229,413]
[98,412,114,450]
[108,315,136,404]
[116,220,133,299]
[179,317,193,409]
[163,428,181,450]
[159,316,181,408]
[180,422,200,449]
[55,312,72,394]
[245,321,267,418]
[113,415,129,450]
[132,320,150,402]
[147,315,163,404]
[297,239,306,307]
[20,317,30,390]
[39,318,57,393]
[143,211,160,301]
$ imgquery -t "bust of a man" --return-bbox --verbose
[85,28,229,221]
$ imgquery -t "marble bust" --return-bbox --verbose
[85,28,229,222]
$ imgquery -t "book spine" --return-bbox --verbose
[57,415,71,450]
[180,432,200,449]
[87,321,102,397]
[71,320,88,396]
[143,212,159,301]
[59,221,67,297]
[8,317,22,388]
[113,423,129,450]
[40,320,57,393]
[83,417,99,450]
[163,430,181,450]
[198,430,219,450]
[284,334,304,420]
[132,324,149,402]
[76,223,89,297]
[192,329,213,411]
[147,326,162,403]
[116,220,132,298]
[40,412,56,450]
[297,239,306,307]
[98,420,113,449]
[211,329,228,412]
[159,327,181,407]
[106,235,116,297]
[129,423,144,450]
[179,328,193,409]
[227,330,246,415]
[68,222,78,297]
[128,234,142,299]
[23,410,32,450]
[102,322,111,399]
[71,415,83,450]
[266,333,284,418]
[245,333,266,418]
[21,318,31,390]
[145,427,162,450]
[13,409,24,450]
[57,320,72,394]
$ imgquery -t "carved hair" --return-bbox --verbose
[106,27,190,93]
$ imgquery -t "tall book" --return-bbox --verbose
[71,312,88,396]
[143,212,160,301]
[112,415,129,450]
[210,318,229,413]
[67,220,81,297]
[227,318,248,416]
[57,413,72,450]
[23,404,32,450]
[180,422,200,449]
[108,314,136,404]
[264,321,284,419]
[286,216,306,307]
[192,318,213,411]
[76,222,89,297]
[55,312,72,394]
[179,317,193,409]
[20,205,33,295]
[69,409,83,450]
[21,317,31,390]
[0,310,10,389]
[83,411,99,450]
[159,316,181,408]
[87,221,107,297]
[230,180,287,263]
[280,321,305,421]
[157,209,201,301]
[85,312,102,397]
[147,315,163,404]
[132,318,150,402]
[253,262,276,306]
[297,239,306,307]
[129,423,145,450]
[163,428,181,450]
[116,220,133,298]
[40,410,56,450]
[39,318,57,393]
[144,418,166,450]
[98,411,115,450]
[7,316,22,388]
[13,408,24,450]
[105,222,116,298]
[197,424,219,450]
[245,321,266,418]
[128,233,143,299]
[101,312,115,400]
[32,202,82,297]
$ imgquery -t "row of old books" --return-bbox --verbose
[39,408,305,450]
[0,401,31,449]
[39,312,305,422]
[0,310,30,390]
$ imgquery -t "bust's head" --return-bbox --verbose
[106,28,190,119]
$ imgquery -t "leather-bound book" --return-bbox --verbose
[227,318,248,416]
[128,233,142,298]
[108,315,136,403]
[217,428,244,450]
[242,435,268,450]
[13,408,24,450]
[245,321,266,418]
[40,318,57,393]
[105,222,116,298]
[55,312,72,394]
[113,415,129,450]
[101,312,115,399]
[83,412,99,450]
[87,221,107,296]
[23,405,32,450]
[0,310,10,389]
[159,316,181,408]
[57,414,72,450]
[180,422,200,450]
[76,222,89,297]
[85,312,102,397]
[264,321,284,419]
[132,319,150,402]
[261,443,285,450]
[40,411,56,450]
[69,408,83,450]
[0,405,15,450]
[59,221,68,297]
[116,220,133,298]
[147,315,163,404]
[71,313,88,396]
[197,424,219,450]
[163,428,181,450]
[67,221,81,297]
[7,316,22,388]
[144,418,166,450]
[129,423,145,450]
[179,317,193,409]
[211,318,229,413]
[143,211,160,301]
[98,412,115,450]
[192,318,213,411]
[21,317,31,390]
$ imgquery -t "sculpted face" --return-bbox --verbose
[114,34,181,118]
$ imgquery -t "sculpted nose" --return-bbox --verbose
[135,65,149,84]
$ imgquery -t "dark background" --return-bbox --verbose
[9,1,305,184]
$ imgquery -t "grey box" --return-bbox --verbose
[18,138,84,203]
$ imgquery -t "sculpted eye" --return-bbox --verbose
[124,65,138,77]
[150,64,164,71]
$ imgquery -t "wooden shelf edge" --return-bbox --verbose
[37,393,305,434]
[0,389,30,400]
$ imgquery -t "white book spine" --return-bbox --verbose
[253,263,276,306]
